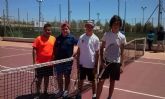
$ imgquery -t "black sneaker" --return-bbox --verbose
[107,97,111,99]
[92,96,96,99]
[75,93,81,99]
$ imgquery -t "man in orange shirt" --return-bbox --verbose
[32,23,56,95]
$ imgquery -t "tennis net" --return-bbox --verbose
[0,57,83,99]
[124,37,146,64]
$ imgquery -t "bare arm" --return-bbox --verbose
[120,43,125,73]
[100,41,105,68]
[72,46,78,58]
[76,47,80,66]
[120,44,125,65]
[94,50,99,68]
[52,44,56,61]
[32,47,36,64]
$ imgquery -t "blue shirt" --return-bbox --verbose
[54,33,77,60]
[147,32,155,41]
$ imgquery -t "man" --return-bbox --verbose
[96,15,126,99]
[76,21,100,99]
[32,23,56,95]
[53,22,77,98]
[146,29,155,51]
[155,27,165,52]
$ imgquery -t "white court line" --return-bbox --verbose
[135,60,165,66]
[0,53,31,59]
[142,57,165,61]
[102,85,165,99]
[70,79,165,99]
[0,46,31,51]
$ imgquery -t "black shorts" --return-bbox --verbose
[35,66,53,77]
[100,63,121,80]
[79,65,95,81]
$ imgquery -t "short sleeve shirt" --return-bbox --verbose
[157,31,165,41]
[54,34,77,60]
[102,31,126,63]
[147,32,155,41]
[33,35,56,63]
[78,33,100,68]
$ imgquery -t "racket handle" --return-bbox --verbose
[98,68,105,79]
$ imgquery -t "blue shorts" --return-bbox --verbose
[54,62,72,75]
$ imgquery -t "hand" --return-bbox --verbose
[72,54,77,58]
[120,64,124,73]
[100,61,106,69]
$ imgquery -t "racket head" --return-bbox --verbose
[31,77,37,95]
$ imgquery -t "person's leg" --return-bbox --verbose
[96,79,105,99]
[36,76,42,94]
[76,66,86,99]
[63,65,72,91]
[108,78,115,98]
[43,76,49,93]
[57,74,63,91]
[147,39,150,50]
[155,41,160,52]
[87,68,96,98]
[161,41,165,52]
[91,80,96,95]
[78,79,84,92]
[150,40,153,51]
[43,66,53,94]
[148,40,152,50]
[64,74,70,90]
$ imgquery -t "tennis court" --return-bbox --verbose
[0,40,165,99]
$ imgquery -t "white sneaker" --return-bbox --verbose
[63,90,69,97]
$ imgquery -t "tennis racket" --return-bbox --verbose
[30,69,40,98]
[98,38,120,79]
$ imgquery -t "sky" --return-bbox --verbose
[0,0,164,25]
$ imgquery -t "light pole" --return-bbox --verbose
[118,0,120,16]
[5,0,9,22]
[141,6,147,25]
[59,4,61,24]
[123,0,127,32]
[36,0,44,32]
[97,13,100,22]
[89,1,91,21]
[68,0,71,24]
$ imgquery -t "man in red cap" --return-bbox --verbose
[76,20,100,99]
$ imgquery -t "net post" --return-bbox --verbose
[134,39,137,60]
[143,37,146,55]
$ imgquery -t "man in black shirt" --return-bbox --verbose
[155,27,165,52]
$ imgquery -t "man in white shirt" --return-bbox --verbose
[96,15,126,99]
[76,21,100,99]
